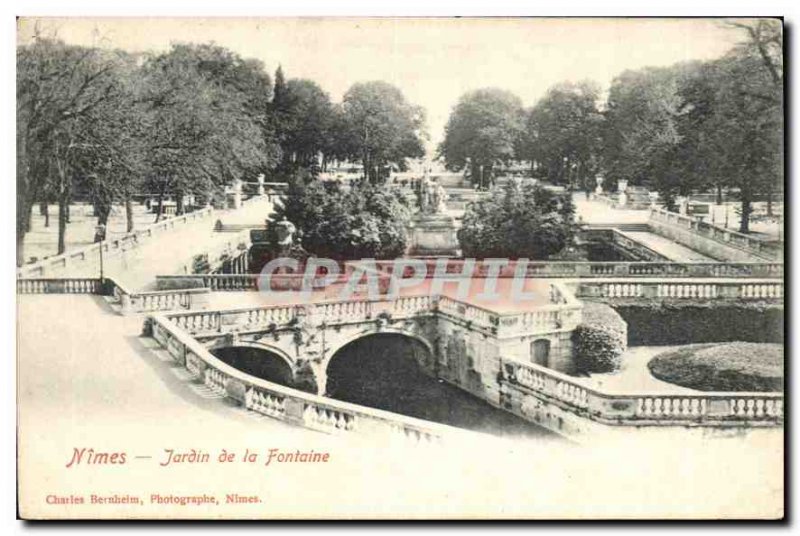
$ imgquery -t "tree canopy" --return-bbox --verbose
[335,81,427,183]
[268,179,412,260]
[438,88,523,188]
[458,181,577,259]
[520,81,604,190]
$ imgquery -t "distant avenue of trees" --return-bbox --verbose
[16,34,427,266]
[439,20,782,233]
[17,20,782,267]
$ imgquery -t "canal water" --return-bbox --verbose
[213,336,556,440]
[325,334,556,440]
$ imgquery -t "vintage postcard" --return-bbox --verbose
[16,16,784,520]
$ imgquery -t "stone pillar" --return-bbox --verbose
[232,178,243,209]
[617,179,628,207]
[257,174,265,196]
[649,191,659,209]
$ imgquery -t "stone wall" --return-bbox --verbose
[648,211,780,262]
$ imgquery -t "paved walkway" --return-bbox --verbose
[61,216,243,291]
[22,203,156,263]
[58,198,274,291]
[620,231,715,262]
[573,196,650,225]
[578,346,699,395]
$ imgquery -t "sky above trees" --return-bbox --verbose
[17,17,740,155]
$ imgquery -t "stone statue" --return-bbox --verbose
[432,181,447,214]
[417,173,447,215]
[275,216,296,253]
[417,174,431,213]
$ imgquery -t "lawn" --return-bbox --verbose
[647,342,783,392]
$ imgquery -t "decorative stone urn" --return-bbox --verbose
[595,175,604,196]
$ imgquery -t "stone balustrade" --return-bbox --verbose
[17,207,214,278]
[16,275,212,315]
[436,285,582,338]
[109,279,211,315]
[168,295,442,337]
[436,297,499,330]
[649,208,783,261]
[576,278,784,301]
[148,313,464,443]
[501,358,783,426]
[369,258,783,279]
[16,278,103,294]
[157,274,260,291]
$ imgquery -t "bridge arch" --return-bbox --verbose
[210,342,296,389]
[323,330,436,407]
[325,327,435,367]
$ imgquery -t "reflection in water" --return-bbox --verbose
[326,335,556,440]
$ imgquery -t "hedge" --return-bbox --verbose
[609,302,783,345]
[573,302,628,373]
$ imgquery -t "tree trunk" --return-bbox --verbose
[154,191,164,223]
[42,201,50,228]
[96,205,111,227]
[176,190,185,216]
[125,197,134,233]
[57,194,68,255]
[766,182,773,216]
[716,184,723,205]
[55,149,70,256]
[739,188,752,234]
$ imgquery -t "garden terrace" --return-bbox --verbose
[649,208,783,262]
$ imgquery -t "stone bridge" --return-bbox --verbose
[153,285,583,404]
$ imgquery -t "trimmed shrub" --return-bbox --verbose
[648,342,783,392]
[573,303,628,373]
[610,302,783,345]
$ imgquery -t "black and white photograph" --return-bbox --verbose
[12,12,786,521]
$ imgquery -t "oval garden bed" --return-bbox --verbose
[647,342,783,392]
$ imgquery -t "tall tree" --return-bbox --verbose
[139,43,278,219]
[336,81,426,183]
[678,51,782,232]
[602,65,690,195]
[273,78,335,173]
[438,88,523,189]
[523,81,604,190]
[17,37,126,261]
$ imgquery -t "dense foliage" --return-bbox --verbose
[457,182,576,259]
[438,88,523,188]
[648,342,783,392]
[335,81,427,183]
[268,179,412,260]
[518,81,604,191]
[439,20,782,232]
[572,303,628,374]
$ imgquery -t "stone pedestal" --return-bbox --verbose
[407,213,460,256]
